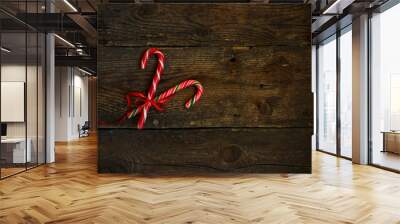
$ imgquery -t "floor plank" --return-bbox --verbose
[0,135,400,224]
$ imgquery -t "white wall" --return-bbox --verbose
[1,63,46,164]
[55,67,70,141]
[1,65,27,139]
[55,67,89,141]
[72,73,89,138]
[1,64,42,137]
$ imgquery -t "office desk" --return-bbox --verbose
[1,138,31,163]
[382,131,400,154]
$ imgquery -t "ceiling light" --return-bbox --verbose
[78,67,93,76]
[1,47,11,53]
[63,0,78,12]
[54,34,75,48]
[323,0,354,15]
[76,48,86,56]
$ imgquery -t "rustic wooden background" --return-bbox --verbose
[98,3,312,173]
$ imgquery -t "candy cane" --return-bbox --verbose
[156,80,204,109]
[140,48,165,100]
[119,48,204,129]
[136,48,165,129]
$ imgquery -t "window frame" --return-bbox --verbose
[315,24,353,160]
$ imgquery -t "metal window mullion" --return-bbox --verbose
[44,0,48,164]
[336,28,341,157]
[25,0,28,171]
[36,0,39,167]
[367,10,373,165]
[316,44,320,151]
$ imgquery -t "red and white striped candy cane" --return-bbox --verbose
[140,48,165,99]
[156,80,204,109]
[138,48,165,129]
[118,48,204,129]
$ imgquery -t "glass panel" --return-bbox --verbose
[1,29,28,177]
[318,36,337,154]
[371,4,400,171]
[27,30,38,169]
[38,32,45,165]
[0,1,46,179]
[312,46,317,151]
[26,0,39,169]
[340,28,352,158]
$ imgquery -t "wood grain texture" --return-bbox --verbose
[98,4,310,47]
[97,3,312,174]
[2,136,400,223]
[98,128,312,173]
[98,46,312,129]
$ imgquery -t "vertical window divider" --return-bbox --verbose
[367,10,373,165]
[336,27,342,157]
[316,44,320,151]
[44,0,48,164]
[42,0,50,164]
[25,0,28,171]
[36,0,39,168]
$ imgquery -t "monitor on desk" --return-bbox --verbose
[1,123,7,138]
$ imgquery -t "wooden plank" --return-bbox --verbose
[98,4,311,47]
[98,46,312,129]
[98,128,312,173]
[97,3,312,174]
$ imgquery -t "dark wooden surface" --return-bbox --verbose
[97,3,312,173]
[98,46,312,129]
[98,128,312,173]
[98,4,310,47]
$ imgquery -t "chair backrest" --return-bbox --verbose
[82,121,90,129]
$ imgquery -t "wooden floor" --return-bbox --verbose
[1,136,400,224]
[1,167,26,178]
[372,150,400,171]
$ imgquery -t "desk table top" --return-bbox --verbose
[1,138,28,143]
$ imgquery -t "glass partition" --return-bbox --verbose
[27,30,38,169]
[339,27,352,158]
[1,29,28,178]
[38,31,45,165]
[0,1,46,179]
[370,3,400,171]
[317,35,337,154]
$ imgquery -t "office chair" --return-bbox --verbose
[79,121,90,138]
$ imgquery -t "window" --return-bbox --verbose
[339,27,352,158]
[370,3,400,171]
[317,35,337,154]
[0,1,47,179]
[316,25,353,159]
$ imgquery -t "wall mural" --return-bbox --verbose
[97,3,312,174]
